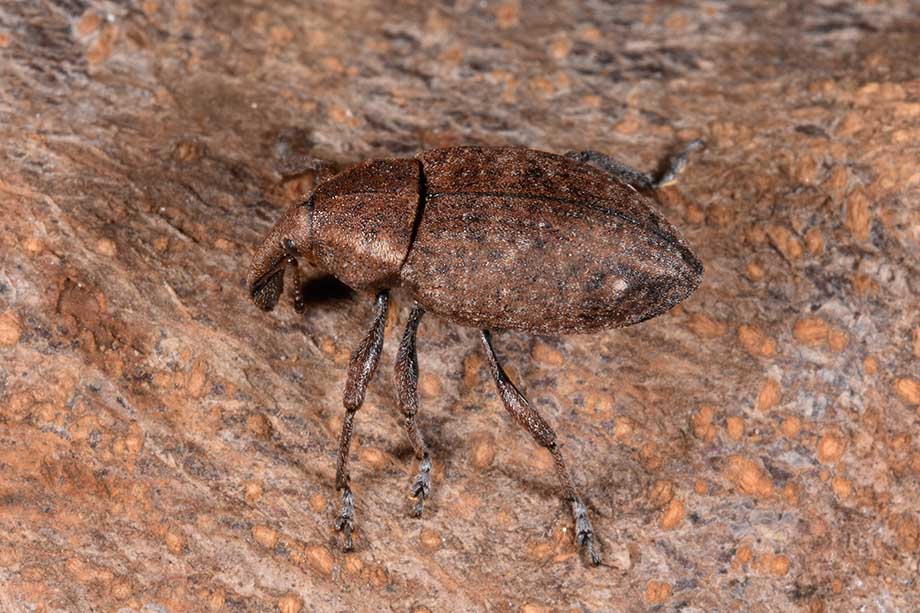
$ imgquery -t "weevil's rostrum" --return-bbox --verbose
[247,143,704,565]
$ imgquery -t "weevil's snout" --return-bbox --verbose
[247,202,313,312]
[247,239,295,313]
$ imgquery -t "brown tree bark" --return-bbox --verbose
[1,1,919,611]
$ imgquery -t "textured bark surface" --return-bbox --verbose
[2,1,920,611]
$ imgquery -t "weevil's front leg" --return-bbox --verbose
[480,331,601,565]
[567,139,704,190]
[394,304,432,517]
[334,291,389,551]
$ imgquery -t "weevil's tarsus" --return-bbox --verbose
[654,138,705,188]
[566,139,705,192]
[410,454,432,518]
[573,497,601,565]
[334,291,390,551]
[395,303,432,517]
[335,488,356,551]
[480,330,601,566]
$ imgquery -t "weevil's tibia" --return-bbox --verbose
[480,330,601,566]
[395,303,432,517]
[566,139,705,192]
[334,290,390,551]
[565,150,656,191]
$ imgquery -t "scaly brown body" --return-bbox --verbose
[247,142,705,565]
[404,147,701,333]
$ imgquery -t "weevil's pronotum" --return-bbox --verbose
[247,142,704,564]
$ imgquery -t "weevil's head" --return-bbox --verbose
[247,198,315,312]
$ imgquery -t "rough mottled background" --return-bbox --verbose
[2,1,920,611]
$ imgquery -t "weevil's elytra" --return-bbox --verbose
[247,142,705,565]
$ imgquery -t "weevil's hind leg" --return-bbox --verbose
[394,304,432,517]
[479,331,601,565]
[566,150,655,191]
[652,138,705,188]
[566,138,704,191]
[334,291,390,551]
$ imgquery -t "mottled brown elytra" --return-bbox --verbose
[248,142,705,565]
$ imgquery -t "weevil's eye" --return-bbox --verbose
[283,238,297,254]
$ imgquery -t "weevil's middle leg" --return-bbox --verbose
[566,138,704,191]
[480,331,601,565]
[334,290,389,551]
[394,303,432,517]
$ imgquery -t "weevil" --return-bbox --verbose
[247,141,705,565]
